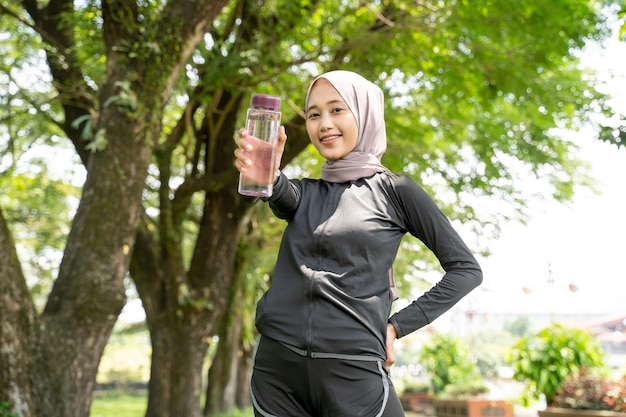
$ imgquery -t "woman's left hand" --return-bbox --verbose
[385,323,397,371]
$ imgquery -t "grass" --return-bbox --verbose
[89,391,254,417]
[90,392,146,417]
[92,324,255,417]
[212,409,255,417]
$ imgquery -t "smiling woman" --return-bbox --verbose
[234,70,482,417]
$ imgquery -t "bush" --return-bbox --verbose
[552,368,626,412]
[441,381,490,398]
[418,333,482,396]
[508,323,605,406]
[401,380,431,395]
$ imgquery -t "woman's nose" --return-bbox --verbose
[319,113,332,130]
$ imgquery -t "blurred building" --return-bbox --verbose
[590,314,626,369]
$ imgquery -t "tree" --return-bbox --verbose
[204,203,279,414]
[0,1,231,416]
[505,316,533,338]
[0,1,617,416]
[598,4,626,149]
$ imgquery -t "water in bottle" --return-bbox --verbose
[238,94,281,197]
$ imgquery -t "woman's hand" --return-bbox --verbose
[234,126,287,184]
[385,322,397,371]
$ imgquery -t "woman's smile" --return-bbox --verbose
[319,134,342,144]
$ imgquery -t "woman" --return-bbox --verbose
[234,70,482,417]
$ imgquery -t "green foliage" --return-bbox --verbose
[0,158,81,309]
[0,402,18,417]
[620,5,626,40]
[504,316,533,338]
[400,380,431,394]
[508,323,605,406]
[1,0,623,414]
[418,333,482,396]
[2,0,618,292]
[598,123,626,149]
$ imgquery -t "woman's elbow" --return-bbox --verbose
[469,264,483,289]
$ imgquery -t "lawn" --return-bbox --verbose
[90,391,254,417]
[90,392,146,417]
[91,323,254,417]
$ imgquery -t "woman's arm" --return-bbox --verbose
[266,172,301,220]
[387,175,483,338]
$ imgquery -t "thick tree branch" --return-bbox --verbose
[154,1,231,108]
[23,0,96,167]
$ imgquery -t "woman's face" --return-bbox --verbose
[305,79,359,161]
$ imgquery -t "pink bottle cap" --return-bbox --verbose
[250,94,281,111]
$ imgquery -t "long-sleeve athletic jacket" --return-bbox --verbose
[255,171,482,360]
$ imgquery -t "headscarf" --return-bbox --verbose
[305,70,390,183]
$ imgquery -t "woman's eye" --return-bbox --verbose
[307,112,320,119]
[332,107,344,114]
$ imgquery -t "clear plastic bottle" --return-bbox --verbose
[238,94,281,197]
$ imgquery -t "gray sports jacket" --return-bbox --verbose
[255,171,482,360]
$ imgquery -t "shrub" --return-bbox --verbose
[441,381,490,398]
[551,368,626,412]
[418,333,482,396]
[401,380,431,395]
[508,323,605,406]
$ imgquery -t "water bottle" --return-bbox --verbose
[238,94,281,197]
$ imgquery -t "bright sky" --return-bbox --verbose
[456,28,626,322]
[474,138,625,317]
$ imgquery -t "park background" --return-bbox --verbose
[110,5,626,413]
[1,1,625,417]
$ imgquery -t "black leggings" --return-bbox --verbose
[250,336,405,417]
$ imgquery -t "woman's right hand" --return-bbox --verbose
[234,126,287,184]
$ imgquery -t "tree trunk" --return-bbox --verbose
[0,74,154,417]
[36,83,150,416]
[202,206,266,416]
[203,201,287,415]
[204,227,249,416]
[144,321,210,417]
[2,1,231,414]
[131,187,248,417]
[205,318,243,416]
[0,208,38,416]
[235,338,254,410]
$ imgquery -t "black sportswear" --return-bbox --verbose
[256,171,482,361]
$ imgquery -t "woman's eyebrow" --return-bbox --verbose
[305,104,319,113]
[306,99,345,113]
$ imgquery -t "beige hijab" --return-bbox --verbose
[305,70,390,183]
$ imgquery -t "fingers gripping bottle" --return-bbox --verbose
[238,94,281,197]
